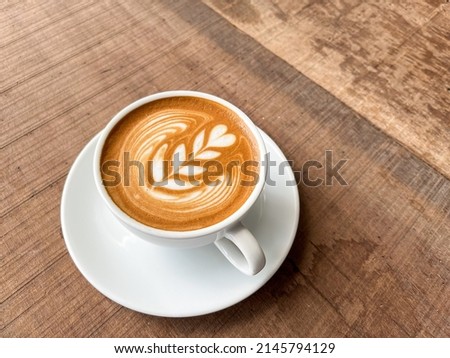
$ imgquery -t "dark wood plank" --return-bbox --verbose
[203,0,450,179]
[2,0,449,337]
[0,0,96,48]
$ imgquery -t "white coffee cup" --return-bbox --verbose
[93,91,267,275]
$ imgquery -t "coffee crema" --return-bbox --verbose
[101,96,259,231]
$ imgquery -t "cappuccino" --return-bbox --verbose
[100,96,259,231]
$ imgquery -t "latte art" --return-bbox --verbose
[101,97,259,231]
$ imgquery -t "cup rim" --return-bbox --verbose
[93,90,267,239]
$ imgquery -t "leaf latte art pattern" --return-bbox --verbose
[149,123,236,195]
[101,97,259,231]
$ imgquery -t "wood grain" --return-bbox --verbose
[2,0,449,337]
[203,0,450,179]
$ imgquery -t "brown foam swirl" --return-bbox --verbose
[101,97,259,231]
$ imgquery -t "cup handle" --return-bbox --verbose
[215,222,266,275]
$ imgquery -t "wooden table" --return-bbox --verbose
[2,0,449,337]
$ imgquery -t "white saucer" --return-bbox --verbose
[61,130,300,317]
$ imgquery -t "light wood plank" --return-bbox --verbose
[203,0,450,178]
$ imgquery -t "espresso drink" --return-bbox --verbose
[101,96,259,231]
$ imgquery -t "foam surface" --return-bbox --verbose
[101,97,259,231]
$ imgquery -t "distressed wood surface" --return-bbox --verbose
[1,0,449,337]
[203,0,450,179]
